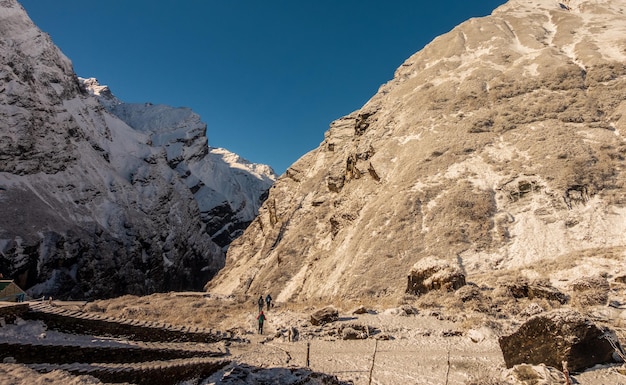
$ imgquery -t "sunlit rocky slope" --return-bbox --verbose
[209,0,626,304]
[0,0,275,299]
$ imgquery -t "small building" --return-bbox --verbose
[0,280,27,302]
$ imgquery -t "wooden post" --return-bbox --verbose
[306,341,310,367]
[368,339,378,385]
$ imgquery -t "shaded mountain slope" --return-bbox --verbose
[0,0,274,299]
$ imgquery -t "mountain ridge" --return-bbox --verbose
[0,0,275,299]
[208,0,626,304]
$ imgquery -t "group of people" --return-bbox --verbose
[256,294,272,334]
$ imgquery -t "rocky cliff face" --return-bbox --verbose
[0,0,275,300]
[208,0,626,304]
[82,78,276,248]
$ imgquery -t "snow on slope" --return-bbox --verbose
[0,0,275,299]
[81,77,276,247]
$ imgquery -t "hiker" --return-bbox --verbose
[257,295,264,312]
[256,310,266,334]
[265,293,272,311]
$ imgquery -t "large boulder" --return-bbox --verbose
[406,257,466,296]
[503,278,568,304]
[310,306,339,326]
[340,323,371,340]
[499,309,622,372]
[570,276,610,307]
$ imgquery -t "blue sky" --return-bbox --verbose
[20,1,505,175]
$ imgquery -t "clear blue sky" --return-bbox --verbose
[19,0,505,175]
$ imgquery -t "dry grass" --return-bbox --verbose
[82,293,253,330]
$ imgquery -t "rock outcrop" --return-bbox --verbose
[406,257,466,296]
[209,0,626,303]
[0,1,274,300]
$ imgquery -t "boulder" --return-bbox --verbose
[570,276,610,307]
[499,309,621,372]
[342,327,366,340]
[505,364,568,385]
[455,285,482,302]
[351,305,369,315]
[518,302,545,319]
[406,257,466,295]
[310,306,339,326]
[504,278,568,304]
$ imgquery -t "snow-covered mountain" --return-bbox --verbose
[208,0,626,303]
[81,77,276,247]
[0,0,275,299]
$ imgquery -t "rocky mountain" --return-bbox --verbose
[0,0,275,300]
[81,78,276,248]
[208,0,626,304]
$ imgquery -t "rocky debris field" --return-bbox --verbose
[1,292,625,384]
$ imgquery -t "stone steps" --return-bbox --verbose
[10,302,238,384]
[24,303,240,343]
[0,302,238,384]
[0,340,226,364]
[27,357,229,385]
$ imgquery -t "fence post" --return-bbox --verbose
[306,341,310,367]
[368,339,378,385]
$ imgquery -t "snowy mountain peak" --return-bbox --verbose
[78,76,277,247]
[79,77,121,108]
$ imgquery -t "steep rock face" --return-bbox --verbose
[0,1,273,299]
[82,79,276,248]
[209,0,626,303]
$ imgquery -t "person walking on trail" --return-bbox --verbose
[265,294,272,311]
[257,295,264,312]
[256,310,266,334]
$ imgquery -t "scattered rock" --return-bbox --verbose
[609,300,626,309]
[526,284,567,304]
[341,327,366,340]
[399,305,418,316]
[503,278,568,304]
[406,257,466,296]
[518,302,545,318]
[505,364,568,385]
[375,334,394,341]
[467,327,493,343]
[570,276,610,307]
[455,285,482,302]
[350,305,369,315]
[206,363,351,385]
[310,306,339,326]
[383,306,418,316]
[499,309,621,372]
[287,326,299,342]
